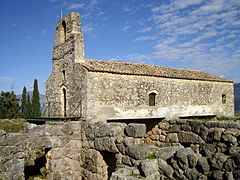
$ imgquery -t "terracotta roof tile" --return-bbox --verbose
[80,59,232,83]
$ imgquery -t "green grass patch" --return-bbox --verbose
[228,116,240,121]
[0,119,26,133]
[94,121,102,126]
[144,151,158,159]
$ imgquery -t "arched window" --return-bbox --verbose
[62,88,67,117]
[62,20,67,41]
[149,92,156,106]
[222,94,226,104]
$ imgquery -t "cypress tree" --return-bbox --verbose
[0,91,21,119]
[21,87,27,118]
[26,93,32,118]
[32,79,41,117]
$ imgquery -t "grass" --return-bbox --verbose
[0,119,26,133]
[185,116,240,122]
[144,151,158,160]
[94,121,102,126]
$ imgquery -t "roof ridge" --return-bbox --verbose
[78,59,232,83]
[83,58,202,72]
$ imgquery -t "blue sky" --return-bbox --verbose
[0,0,240,95]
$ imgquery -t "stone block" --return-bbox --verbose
[94,137,119,153]
[166,133,178,143]
[126,144,160,160]
[158,122,170,130]
[140,159,159,176]
[196,157,210,174]
[158,159,174,178]
[125,123,146,138]
[210,153,228,169]
[178,132,204,144]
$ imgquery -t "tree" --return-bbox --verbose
[26,93,32,118]
[21,87,27,118]
[32,79,41,117]
[0,91,21,119]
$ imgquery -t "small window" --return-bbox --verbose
[149,93,156,106]
[62,70,66,80]
[222,94,226,104]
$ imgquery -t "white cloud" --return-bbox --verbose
[122,7,131,12]
[68,3,84,10]
[135,36,157,41]
[82,26,93,32]
[139,27,152,33]
[122,25,130,31]
[0,77,14,82]
[90,0,98,6]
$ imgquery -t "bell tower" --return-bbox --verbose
[52,12,85,70]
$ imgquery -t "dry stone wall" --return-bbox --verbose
[1,119,240,180]
[0,121,82,180]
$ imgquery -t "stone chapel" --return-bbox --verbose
[45,12,234,122]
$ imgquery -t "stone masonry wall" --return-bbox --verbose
[45,62,88,117]
[86,72,234,122]
[1,119,240,180]
[142,119,240,179]
[0,121,82,180]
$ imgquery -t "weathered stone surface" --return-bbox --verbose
[140,159,158,176]
[110,167,140,180]
[158,159,174,178]
[212,170,224,180]
[212,128,225,141]
[126,144,159,160]
[224,172,234,180]
[169,125,181,133]
[125,123,146,138]
[158,122,170,130]
[94,137,119,153]
[233,170,240,179]
[178,132,204,144]
[174,148,196,169]
[224,158,236,171]
[196,157,210,174]
[188,154,198,168]
[166,133,178,143]
[185,168,198,180]
[0,130,6,136]
[210,153,228,169]
[197,173,208,180]
[201,143,216,157]
[229,146,240,155]
[156,146,183,161]
[145,172,161,180]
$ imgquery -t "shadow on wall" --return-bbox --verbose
[24,148,51,180]
[99,151,117,179]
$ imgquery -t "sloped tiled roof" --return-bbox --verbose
[80,59,232,83]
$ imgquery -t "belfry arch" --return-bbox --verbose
[62,20,66,41]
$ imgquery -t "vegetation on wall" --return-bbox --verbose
[0,119,25,133]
